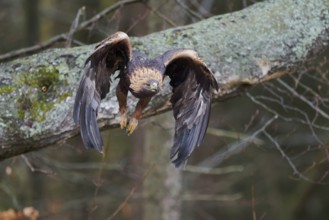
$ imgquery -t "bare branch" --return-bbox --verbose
[175,0,203,20]
[181,193,242,201]
[0,0,142,62]
[198,115,278,168]
[107,163,155,220]
[183,165,244,175]
[0,34,68,62]
[20,155,56,175]
[277,78,329,120]
[65,6,86,48]
[143,2,178,27]
[263,131,318,183]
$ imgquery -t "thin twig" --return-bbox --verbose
[143,2,178,27]
[175,0,203,20]
[207,127,264,146]
[190,0,213,18]
[79,0,141,31]
[198,115,278,168]
[0,0,141,62]
[263,131,320,183]
[125,8,150,34]
[0,34,68,62]
[88,137,112,219]
[247,92,329,131]
[244,109,260,132]
[184,165,244,175]
[277,78,329,120]
[251,179,257,220]
[88,156,106,218]
[20,155,56,175]
[66,6,86,47]
[107,163,155,220]
[242,0,248,8]
[181,193,242,201]
[259,213,267,220]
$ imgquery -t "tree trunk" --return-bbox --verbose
[0,0,329,159]
[143,113,182,220]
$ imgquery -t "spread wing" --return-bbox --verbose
[162,49,219,167]
[73,32,132,152]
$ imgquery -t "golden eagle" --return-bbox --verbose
[73,32,218,167]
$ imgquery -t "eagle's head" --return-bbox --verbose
[129,67,163,97]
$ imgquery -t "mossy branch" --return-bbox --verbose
[1,0,329,160]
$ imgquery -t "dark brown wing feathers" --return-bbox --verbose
[73,63,103,151]
[163,49,218,167]
[73,32,131,152]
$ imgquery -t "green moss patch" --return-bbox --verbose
[15,66,71,122]
[0,86,16,94]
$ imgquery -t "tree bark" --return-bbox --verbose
[0,0,328,160]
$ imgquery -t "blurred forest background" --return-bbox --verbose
[1,0,329,219]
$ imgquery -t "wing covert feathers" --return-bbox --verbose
[163,49,218,167]
[73,32,131,152]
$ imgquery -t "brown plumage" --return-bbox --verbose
[73,32,218,167]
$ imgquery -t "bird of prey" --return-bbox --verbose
[73,32,218,167]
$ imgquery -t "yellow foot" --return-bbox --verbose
[119,114,128,129]
[127,118,139,135]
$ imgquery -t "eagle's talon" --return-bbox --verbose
[127,118,138,135]
[119,114,128,129]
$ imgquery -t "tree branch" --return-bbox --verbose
[0,0,329,160]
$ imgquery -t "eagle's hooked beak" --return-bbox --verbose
[146,80,160,92]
